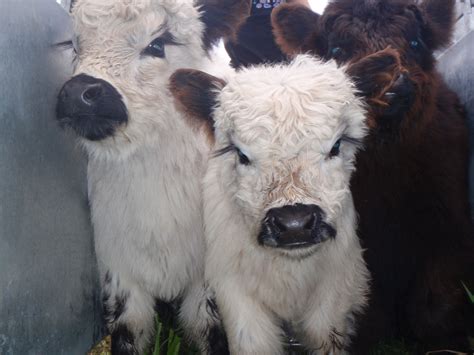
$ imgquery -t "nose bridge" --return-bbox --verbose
[264,159,320,209]
[74,57,118,86]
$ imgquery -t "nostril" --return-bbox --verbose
[273,216,288,232]
[82,84,103,104]
[303,213,316,230]
[393,72,409,87]
[266,204,324,234]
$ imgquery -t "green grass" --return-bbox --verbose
[147,314,198,355]
[146,282,474,355]
[146,315,183,355]
[91,280,474,354]
[462,282,474,304]
[149,317,181,355]
[369,339,417,355]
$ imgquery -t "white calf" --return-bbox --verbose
[171,55,370,355]
[55,0,249,353]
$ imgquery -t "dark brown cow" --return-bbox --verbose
[272,0,474,353]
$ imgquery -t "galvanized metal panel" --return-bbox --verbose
[0,0,102,353]
[437,30,474,220]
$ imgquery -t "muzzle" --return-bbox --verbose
[56,74,128,141]
[258,204,336,250]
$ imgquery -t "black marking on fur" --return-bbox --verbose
[103,293,128,325]
[102,274,129,326]
[202,288,229,355]
[281,321,304,352]
[207,324,229,355]
[111,324,138,355]
[329,327,345,351]
[104,271,112,284]
[154,298,180,330]
[205,296,220,320]
[112,295,127,323]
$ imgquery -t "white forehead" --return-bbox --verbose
[215,55,366,150]
[72,0,202,47]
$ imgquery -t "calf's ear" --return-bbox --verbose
[70,0,78,12]
[271,3,321,56]
[169,69,225,138]
[197,0,251,51]
[419,0,456,50]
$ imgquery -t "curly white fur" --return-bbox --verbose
[202,56,370,354]
[69,0,229,353]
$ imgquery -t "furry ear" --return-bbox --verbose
[169,69,226,138]
[419,0,456,50]
[69,0,78,12]
[271,3,321,56]
[197,0,251,51]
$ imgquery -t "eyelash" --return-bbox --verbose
[340,135,363,149]
[328,135,363,159]
[214,144,251,166]
[54,40,79,65]
[142,32,181,58]
[214,136,363,162]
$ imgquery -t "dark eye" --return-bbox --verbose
[329,47,343,59]
[409,39,420,50]
[144,38,165,58]
[236,148,250,165]
[329,139,342,158]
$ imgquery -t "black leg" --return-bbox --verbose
[111,324,138,355]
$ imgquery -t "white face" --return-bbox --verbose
[70,0,206,150]
[210,56,367,253]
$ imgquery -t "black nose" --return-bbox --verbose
[56,74,128,141]
[382,72,416,117]
[58,74,107,109]
[258,204,336,250]
[271,204,318,232]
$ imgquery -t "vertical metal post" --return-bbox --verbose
[0,0,102,353]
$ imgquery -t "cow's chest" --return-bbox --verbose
[239,249,328,320]
[87,147,206,298]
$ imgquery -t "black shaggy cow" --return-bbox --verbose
[272,0,474,353]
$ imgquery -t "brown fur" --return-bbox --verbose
[198,0,251,50]
[272,0,474,353]
[169,69,225,144]
[347,47,406,129]
[271,3,320,56]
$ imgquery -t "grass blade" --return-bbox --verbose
[461,281,474,304]
[152,315,163,355]
[167,328,182,355]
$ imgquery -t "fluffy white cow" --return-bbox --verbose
[55,0,249,353]
[171,55,371,355]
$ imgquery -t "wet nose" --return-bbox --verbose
[56,74,128,141]
[58,74,107,110]
[270,204,320,233]
[259,204,334,249]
